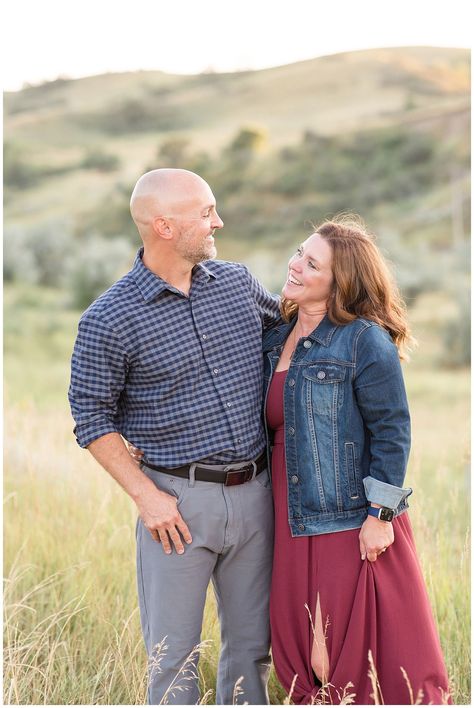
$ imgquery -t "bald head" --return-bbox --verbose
[130,168,210,237]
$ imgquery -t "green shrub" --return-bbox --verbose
[81,149,120,172]
[440,290,470,367]
[4,142,39,188]
[66,235,133,309]
[75,98,188,135]
[4,222,72,287]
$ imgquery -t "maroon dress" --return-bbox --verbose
[267,369,451,705]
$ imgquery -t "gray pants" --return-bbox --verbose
[136,466,274,705]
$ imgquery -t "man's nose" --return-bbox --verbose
[213,212,224,229]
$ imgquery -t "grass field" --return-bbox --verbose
[3,284,470,704]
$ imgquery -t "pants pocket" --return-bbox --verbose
[253,468,272,490]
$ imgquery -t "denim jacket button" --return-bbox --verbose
[288,378,295,387]
[291,475,299,484]
[303,340,312,348]
[288,427,295,435]
[298,523,305,531]
[317,371,326,379]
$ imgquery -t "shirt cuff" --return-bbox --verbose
[363,476,413,510]
[74,423,120,449]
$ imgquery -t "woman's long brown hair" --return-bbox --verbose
[280,215,415,359]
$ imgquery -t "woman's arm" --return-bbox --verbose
[353,324,412,561]
[353,324,412,503]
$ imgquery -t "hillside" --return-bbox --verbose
[4,46,470,230]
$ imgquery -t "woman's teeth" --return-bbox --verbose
[288,275,302,285]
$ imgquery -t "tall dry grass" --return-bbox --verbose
[3,288,470,704]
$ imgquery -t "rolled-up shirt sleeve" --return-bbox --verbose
[68,315,128,448]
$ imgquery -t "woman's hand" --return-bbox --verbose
[359,516,394,562]
[125,440,145,464]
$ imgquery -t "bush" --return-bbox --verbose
[76,184,135,239]
[156,137,191,167]
[65,235,133,309]
[440,289,470,367]
[3,226,41,284]
[4,142,77,190]
[76,99,187,135]
[81,149,120,172]
[4,222,72,287]
[4,142,39,189]
[4,224,133,308]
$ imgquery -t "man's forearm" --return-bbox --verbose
[87,433,192,554]
[87,432,155,502]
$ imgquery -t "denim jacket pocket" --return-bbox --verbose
[303,362,346,415]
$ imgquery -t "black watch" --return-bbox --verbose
[367,506,394,522]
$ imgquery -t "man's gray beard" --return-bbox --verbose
[183,243,217,264]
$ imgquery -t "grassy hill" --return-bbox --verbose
[3,46,470,347]
[4,46,470,230]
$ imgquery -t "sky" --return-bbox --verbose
[2,0,471,91]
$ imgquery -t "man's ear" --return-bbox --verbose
[152,216,173,240]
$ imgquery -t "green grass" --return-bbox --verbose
[3,285,470,704]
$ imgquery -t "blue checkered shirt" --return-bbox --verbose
[69,249,281,466]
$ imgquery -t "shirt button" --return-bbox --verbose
[298,523,305,531]
[237,438,242,444]
[202,334,207,340]
[213,368,219,375]
[288,427,295,435]
[317,371,326,379]
[303,340,312,348]
[226,402,232,407]
[291,475,299,484]
[288,378,295,387]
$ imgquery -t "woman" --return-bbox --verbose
[264,217,451,705]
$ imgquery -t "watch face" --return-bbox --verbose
[379,507,394,522]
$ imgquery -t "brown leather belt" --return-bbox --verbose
[142,451,267,486]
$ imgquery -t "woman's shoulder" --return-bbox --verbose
[330,316,376,342]
[348,318,399,363]
[341,317,391,340]
[331,318,396,360]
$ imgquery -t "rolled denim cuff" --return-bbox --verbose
[363,476,413,510]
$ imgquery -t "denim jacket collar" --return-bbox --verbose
[265,314,339,352]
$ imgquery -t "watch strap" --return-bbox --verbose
[367,506,394,522]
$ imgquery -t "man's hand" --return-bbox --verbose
[135,484,193,555]
[87,433,192,555]
[359,515,394,562]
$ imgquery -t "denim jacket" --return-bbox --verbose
[263,316,412,537]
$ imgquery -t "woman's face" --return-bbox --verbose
[282,233,334,309]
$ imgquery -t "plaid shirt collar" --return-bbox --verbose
[131,248,218,303]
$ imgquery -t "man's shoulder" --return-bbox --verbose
[203,259,249,277]
[80,271,138,325]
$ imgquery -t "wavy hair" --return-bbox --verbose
[280,215,415,359]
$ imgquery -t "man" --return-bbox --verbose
[69,168,281,704]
